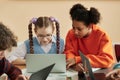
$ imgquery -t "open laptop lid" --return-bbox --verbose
[30,63,55,80]
[79,51,96,80]
[26,54,66,73]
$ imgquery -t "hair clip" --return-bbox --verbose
[49,17,59,23]
[30,18,37,24]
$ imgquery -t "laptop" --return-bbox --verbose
[30,63,55,80]
[26,54,66,73]
[79,51,105,80]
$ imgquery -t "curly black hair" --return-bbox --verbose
[0,23,17,51]
[70,3,101,26]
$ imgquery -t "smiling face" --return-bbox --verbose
[72,20,92,38]
[35,26,53,46]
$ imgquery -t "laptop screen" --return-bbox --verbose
[26,54,66,73]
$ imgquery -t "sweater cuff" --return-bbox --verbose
[75,56,81,63]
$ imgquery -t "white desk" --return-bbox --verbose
[21,68,101,80]
[22,68,78,80]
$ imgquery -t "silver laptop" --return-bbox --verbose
[26,54,66,73]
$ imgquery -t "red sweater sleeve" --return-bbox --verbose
[3,58,22,80]
[64,30,81,63]
[86,33,114,68]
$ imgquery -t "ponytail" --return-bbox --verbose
[28,18,37,54]
[89,7,100,24]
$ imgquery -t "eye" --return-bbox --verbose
[37,34,44,37]
[77,28,82,31]
[46,34,52,36]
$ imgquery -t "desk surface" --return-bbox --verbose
[15,64,113,74]
[15,64,78,80]
[15,65,113,80]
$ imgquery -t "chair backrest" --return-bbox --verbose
[114,44,120,62]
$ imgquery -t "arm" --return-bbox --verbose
[7,43,27,65]
[64,30,77,59]
[86,34,114,68]
[3,58,22,80]
[64,30,79,68]
[12,58,26,65]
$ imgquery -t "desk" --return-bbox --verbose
[15,65,78,80]
[15,65,112,80]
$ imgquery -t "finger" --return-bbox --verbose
[75,66,83,72]
[25,76,29,80]
[79,63,84,71]
[67,64,71,69]
[67,63,73,69]
[111,74,116,79]
[66,61,70,66]
[75,63,84,72]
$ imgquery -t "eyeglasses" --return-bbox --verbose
[37,34,52,39]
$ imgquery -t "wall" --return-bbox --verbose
[0,0,120,43]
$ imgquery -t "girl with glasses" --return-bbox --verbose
[7,16,64,65]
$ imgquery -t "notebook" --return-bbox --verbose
[79,51,105,80]
[26,54,66,73]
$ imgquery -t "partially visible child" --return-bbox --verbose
[7,16,64,65]
[106,63,120,80]
[0,23,28,80]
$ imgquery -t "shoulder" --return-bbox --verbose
[67,29,74,35]
[66,29,76,38]
[93,25,110,39]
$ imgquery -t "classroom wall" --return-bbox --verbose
[0,0,120,43]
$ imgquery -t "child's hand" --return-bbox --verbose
[16,75,29,80]
[66,58,76,69]
[74,63,84,72]
[0,75,8,80]
[106,69,120,80]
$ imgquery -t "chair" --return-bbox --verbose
[114,44,120,62]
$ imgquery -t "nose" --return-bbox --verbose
[42,37,48,41]
[74,29,79,35]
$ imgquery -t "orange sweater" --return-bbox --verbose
[64,25,114,68]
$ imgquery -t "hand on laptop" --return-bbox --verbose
[66,58,76,69]
[74,63,84,72]
[106,69,120,80]
[16,75,29,80]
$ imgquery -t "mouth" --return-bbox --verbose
[75,35,81,37]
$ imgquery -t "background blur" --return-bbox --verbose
[0,0,120,43]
